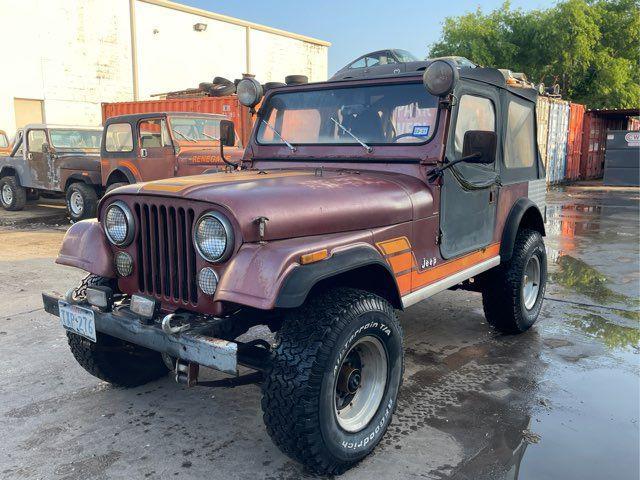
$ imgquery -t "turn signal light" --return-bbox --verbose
[300,249,328,265]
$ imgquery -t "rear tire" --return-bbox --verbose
[67,332,169,387]
[262,288,403,474]
[0,176,26,211]
[482,229,547,333]
[105,182,128,194]
[66,182,98,221]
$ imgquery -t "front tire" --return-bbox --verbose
[66,182,98,221]
[67,332,169,387]
[482,229,547,333]
[261,288,403,474]
[0,176,26,211]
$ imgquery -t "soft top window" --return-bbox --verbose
[105,123,133,153]
[50,129,101,149]
[504,99,536,169]
[257,83,438,148]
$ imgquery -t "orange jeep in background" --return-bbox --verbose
[0,130,11,155]
[101,112,244,192]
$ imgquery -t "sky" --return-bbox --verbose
[182,0,557,76]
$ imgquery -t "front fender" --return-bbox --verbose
[215,230,378,310]
[56,220,115,278]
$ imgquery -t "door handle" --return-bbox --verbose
[27,152,33,160]
[140,148,148,158]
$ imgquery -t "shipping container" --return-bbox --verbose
[536,96,551,166]
[565,103,585,181]
[579,112,629,180]
[101,96,254,147]
[545,99,570,184]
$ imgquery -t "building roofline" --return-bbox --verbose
[138,0,331,47]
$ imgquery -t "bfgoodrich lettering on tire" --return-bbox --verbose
[261,288,403,474]
[482,229,547,333]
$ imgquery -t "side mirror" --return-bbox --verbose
[219,120,235,147]
[462,130,497,164]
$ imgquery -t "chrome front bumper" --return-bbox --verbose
[42,293,241,375]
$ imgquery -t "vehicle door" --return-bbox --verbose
[439,86,502,259]
[363,51,402,77]
[26,128,52,189]
[137,118,175,181]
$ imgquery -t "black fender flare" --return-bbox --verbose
[275,245,402,309]
[64,173,98,188]
[0,166,20,184]
[106,167,136,185]
[500,197,546,262]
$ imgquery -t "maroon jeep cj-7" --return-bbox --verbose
[43,59,547,474]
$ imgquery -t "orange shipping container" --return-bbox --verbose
[566,103,585,181]
[101,96,254,148]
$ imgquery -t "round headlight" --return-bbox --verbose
[198,267,219,295]
[194,212,234,262]
[237,78,264,107]
[104,201,134,246]
[422,59,459,97]
[115,252,133,277]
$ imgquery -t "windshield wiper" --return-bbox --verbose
[261,120,296,152]
[330,117,373,153]
[202,132,219,141]
[172,129,196,142]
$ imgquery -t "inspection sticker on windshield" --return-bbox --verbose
[412,126,430,137]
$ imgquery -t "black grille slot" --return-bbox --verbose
[134,202,197,304]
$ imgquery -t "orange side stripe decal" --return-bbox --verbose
[376,236,500,296]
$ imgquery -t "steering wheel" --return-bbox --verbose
[392,133,425,142]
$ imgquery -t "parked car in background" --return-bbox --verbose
[0,130,11,155]
[330,49,476,80]
[44,60,548,474]
[100,112,244,192]
[0,125,103,220]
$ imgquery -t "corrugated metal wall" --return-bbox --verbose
[545,99,570,184]
[536,96,551,167]
[566,103,585,181]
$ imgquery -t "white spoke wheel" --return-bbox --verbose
[334,335,388,432]
[69,191,84,215]
[522,255,541,310]
[2,184,13,205]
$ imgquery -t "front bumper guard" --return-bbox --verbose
[43,293,268,376]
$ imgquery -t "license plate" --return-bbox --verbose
[58,301,96,342]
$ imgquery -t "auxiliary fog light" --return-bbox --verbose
[86,286,113,310]
[115,252,133,277]
[198,267,218,295]
[130,294,158,320]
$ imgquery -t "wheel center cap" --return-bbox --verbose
[347,370,361,393]
[337,364,361,395]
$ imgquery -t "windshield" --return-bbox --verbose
[257,83,438,147]
[170,116,224,143]
[394,50,419,63]
[0,133,8,148]
[50,129,101,149]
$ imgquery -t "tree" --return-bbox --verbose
[429,0,640,108]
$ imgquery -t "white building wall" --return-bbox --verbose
[134,1,247,99]
[0,0,134,138]
[249,29,328,83]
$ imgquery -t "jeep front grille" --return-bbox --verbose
[134,202,198,304]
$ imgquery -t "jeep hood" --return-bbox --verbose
[113,169,432,242]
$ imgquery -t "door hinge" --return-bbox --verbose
[435,230,443,245]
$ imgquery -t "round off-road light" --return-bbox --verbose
[237,78,264,107]
[115,251,133,277]
[423,59,459,97]
[193,212,234,262]
[198,267,218,295]
[104,201,134,246]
